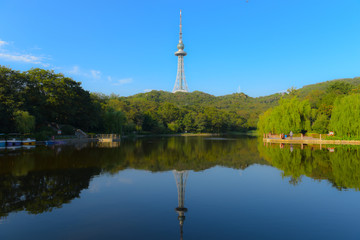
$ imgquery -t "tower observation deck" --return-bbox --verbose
[173,10,189,93]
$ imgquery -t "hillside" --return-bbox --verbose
[124,90,282,129]
[118,76,360,132]
[296,77,360,98]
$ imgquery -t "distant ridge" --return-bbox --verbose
[296,77,360,98]
[122,76,360,129]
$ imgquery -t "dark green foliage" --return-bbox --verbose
[0,66,100,135]
[60,125,75,135]
[0,67,27,132]
[33,126,57,141]
[23,68,98,130]
[127,90,281,130]
[112,90,283,133]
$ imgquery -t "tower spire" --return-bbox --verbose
[179,10,182,42]
[173,10,189,93]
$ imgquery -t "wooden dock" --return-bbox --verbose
[97,134,121,142]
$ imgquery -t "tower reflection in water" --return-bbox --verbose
[173,170,189,240]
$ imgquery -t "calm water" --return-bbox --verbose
[0,136,360,239]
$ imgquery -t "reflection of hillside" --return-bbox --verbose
[259,142,360,190]
[0,136,267,218]
[0,137,267,176]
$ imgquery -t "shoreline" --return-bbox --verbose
[37,138,98,145]
[122,133,221,138]
[263,138,360,145]
[41,132,256,144]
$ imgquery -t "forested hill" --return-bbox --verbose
[1,65,360,136]
[91,75,360,134]
[127,75,360,110]
[126,90,282,125]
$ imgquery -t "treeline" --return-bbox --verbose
[0,66,100,136]
[258,81,360,138]
[1,66,278,136]
[92,93,248,134]
[3,65,358,137]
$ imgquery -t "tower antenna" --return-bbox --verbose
[179,10,182,42]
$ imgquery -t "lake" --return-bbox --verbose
[0,136,359,239]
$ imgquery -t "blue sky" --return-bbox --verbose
[0,0,359,97]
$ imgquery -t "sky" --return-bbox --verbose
[0,0,359,97]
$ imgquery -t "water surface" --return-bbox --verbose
[0,136,359,239]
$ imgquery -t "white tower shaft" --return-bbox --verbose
[173,10,189,93]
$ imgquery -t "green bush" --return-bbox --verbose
[34,126,56,141]
[34,131,52,141]
[61,125,75,135]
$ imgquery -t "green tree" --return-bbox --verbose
[194,113,207,133]
[13,110,35,134]
[168,121,181,133]
[329,94,360,138]
[104,109,127,134]
[311,114,329,134]
[327,81,352,95]
[23,68,98,130]
[158,103,181,124]
[0,67,27,132]
[183,112,196,132]
[257,97,311,134]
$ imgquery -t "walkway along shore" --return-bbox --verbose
[263,135,360,146]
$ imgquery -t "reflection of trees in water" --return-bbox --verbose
[259,142,360,190]
[0,168,99,219]
[0,136,267,218]
[330,148,360,190]
[0,137,267,176]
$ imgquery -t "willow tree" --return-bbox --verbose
[329,94,360,138]
[257,97,311,134]
[13,110,35,134]
[103,109,126,134]
[257,108,274,135]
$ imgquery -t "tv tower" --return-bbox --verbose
[173,10,189,93]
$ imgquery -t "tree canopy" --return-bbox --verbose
[257,97,311,134]
[329,94,360,138]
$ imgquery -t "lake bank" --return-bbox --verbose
[263,137,360,145]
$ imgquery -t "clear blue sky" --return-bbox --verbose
[0,0,359,97]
